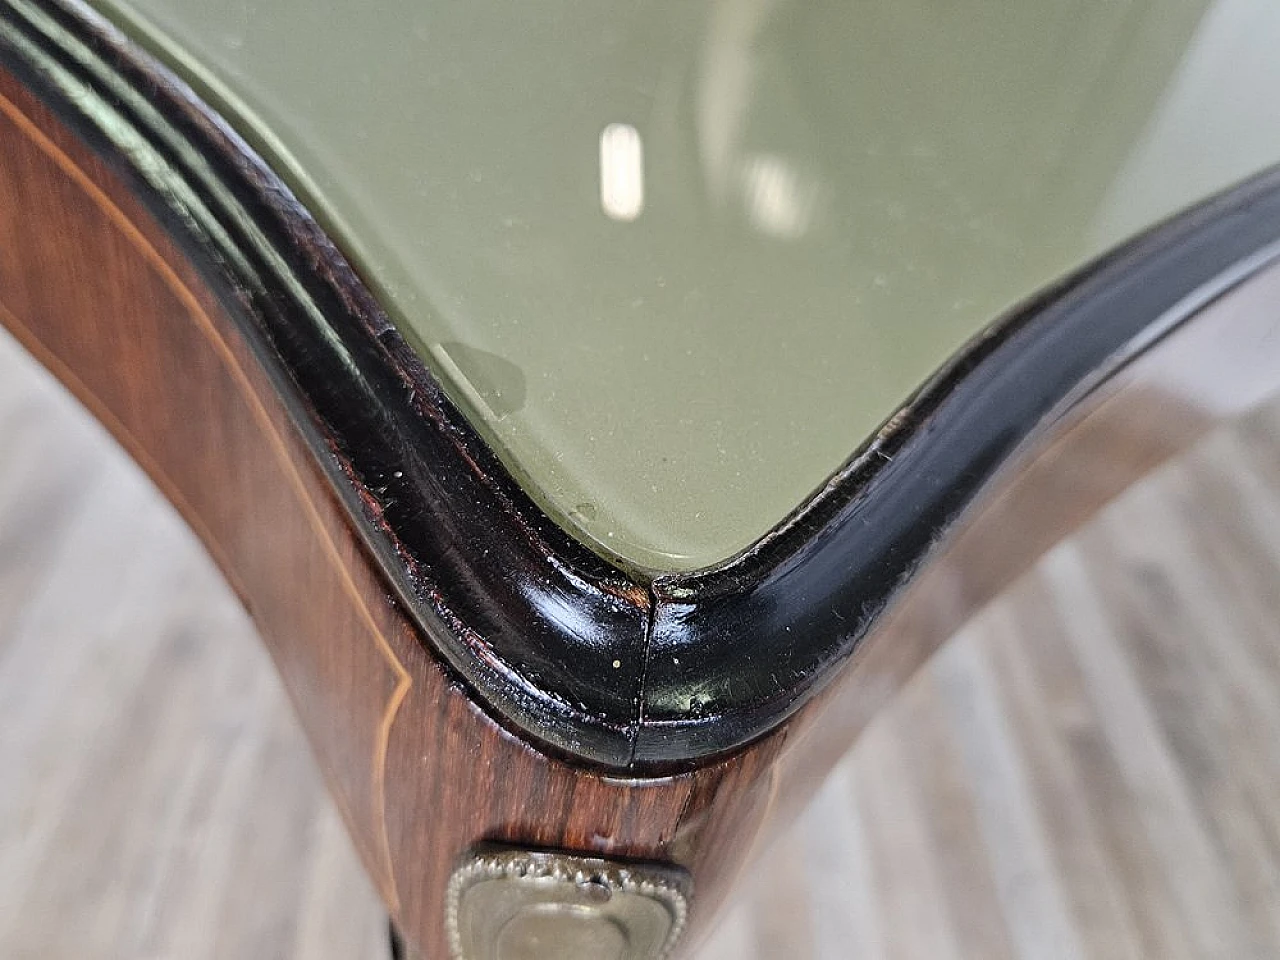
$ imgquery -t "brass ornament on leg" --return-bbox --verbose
[446,847,690,960]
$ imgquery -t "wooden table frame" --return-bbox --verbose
[5,0,1280,955]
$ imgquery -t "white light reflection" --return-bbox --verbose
[742,153,816,240]
[600,123,645,222]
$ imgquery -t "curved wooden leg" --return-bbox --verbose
[7,10,1280,960]
[0,55,770,960]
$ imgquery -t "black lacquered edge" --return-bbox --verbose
[0,0,649,766]
[639,168,1280,762]
[9,0,1280,770]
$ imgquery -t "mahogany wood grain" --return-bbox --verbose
[0,70,783,956]
[7,24,1280,960]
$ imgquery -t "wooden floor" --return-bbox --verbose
[3,324,1280,960]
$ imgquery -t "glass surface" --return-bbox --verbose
[88,0,1280,572]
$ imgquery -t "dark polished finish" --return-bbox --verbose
[0,26,780,959]
[0,0,649,766]
[641,173,1280,760]
[9,0,1280,956]
[7,0,1280,772]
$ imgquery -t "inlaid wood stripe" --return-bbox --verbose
[0,87,410,911]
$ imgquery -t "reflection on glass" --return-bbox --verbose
[600,123,645,222]
[742,153,816,239]
[91,0,1280,571]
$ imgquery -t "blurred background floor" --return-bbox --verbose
[2,323,1280,960]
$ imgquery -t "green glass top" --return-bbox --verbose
[90,0,1280,572]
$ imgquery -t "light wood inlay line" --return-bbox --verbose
[8,321,1280,956]
[0,87,410,911]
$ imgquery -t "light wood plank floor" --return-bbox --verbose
[3,325,1280,959]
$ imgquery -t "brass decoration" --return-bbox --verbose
[446,847,690,960]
